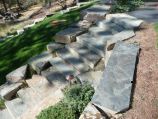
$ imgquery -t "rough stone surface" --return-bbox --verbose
[6,65,28,83]
[46,42,65,53]
[66,42,101,69]
[54,27,87,44]
[77,71,103,90]
[49,57,79,76]
[28,51,52,73]
[0,83,23,100]
[79,103,106,119]
[92,42,139,114]
[57,47,90,73]
[0,109,13,119]
[106,13,143,29]
[34,61,51,74]
[5,98,28,119]
[34,17,45,24]
[94,58,105,71]
[70,20,93,29]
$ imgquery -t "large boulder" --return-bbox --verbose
[6,65,28,83]
[92,42,139,114]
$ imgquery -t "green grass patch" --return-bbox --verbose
[37,83,94,119]
[0,98,5,110]
[0,3,94,85]
[154,22,158,48]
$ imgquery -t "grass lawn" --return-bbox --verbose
[154,22,158,48]
[0,3,93,85]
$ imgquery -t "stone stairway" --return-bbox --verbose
[0,4,144,119]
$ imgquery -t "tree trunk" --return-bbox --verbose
[1,0,7,12]
[16,0,23,10]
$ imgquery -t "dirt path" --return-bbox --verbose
[123,24,158,119]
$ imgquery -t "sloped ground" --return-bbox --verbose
[123,24,158,119]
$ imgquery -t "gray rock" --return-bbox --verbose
[57,47,90,73]
[54,27,87,44]
[66,42,101,69]
[94,58,105,71]
[79,102,106,119]
[0,83,23,100]
[6,65,28,83]
[83,13,105,23]
[28,51,52,73]
[92,42,139,114]
[70,20,93,29]
[34,61,51,74]
[77,71,103,90]
[49,57,79,77]
[46,42,65,53]
[0,109,13,119]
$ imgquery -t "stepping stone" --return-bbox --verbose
[106,13,143,29]
[79,103,104,119]
[70,20,93,29]
[5,98,28,119]
[34,61,51,74]
[57,47,90,73]
[6,65,28,83]
[77,71,103,90]
[0,83,23,100]
[92,42,139,114]
[28,51,52,73]
[54,27,87,44]
[0,109,13,119]
[76,33,110,57]
[66,42,101,69]
[17,88,42,107]
[34,17,46,24]
[46,42,65,53]
[49,57,79,76]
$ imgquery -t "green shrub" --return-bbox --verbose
[110,0,144,13]
[36,84,94,119]
[0,98,5,109]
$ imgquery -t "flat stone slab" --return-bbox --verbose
[76,33,110,57]
[54,27,87,44]
[77,71,103,90]
[6,65,28,83]
[46,42,65,53]
[28,51,52,73]
[70,20,93,29]
[92,42,139,114]
[66,42,101,69]
[0,109,13,119]
[79,103,105,119]
[57,47,90,73]
[0,83,23,100]
[49,57,79,77]
[106,13,143,29]
[5,98,28,119]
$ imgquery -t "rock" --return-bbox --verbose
[106,13,143,29]
[83,13,105,23]
[70,20,93,29]
[49,57,79,77]
[6,65,28,83]
[94,58,105,71]
[28,51,52,73]
[54,27,87,44]
[66,42,101,69]
[79,103,106,119]
[5,98,28,119]
[34,17,46,24]
[17,29,24,35]
[57,47,90,73]
[0,109,13,119]
[92,42,139,114]
[23,23,35,30]
[0,83,23,100]
[77,71,103,90]
[46,42,65,53]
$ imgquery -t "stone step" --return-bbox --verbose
[46,42,65,53]
[56,47,90,73]
[54,27,87,44]
[17,88,42,108]
[49,57,79,77]
[76,33,109,57]
[66,42,102,69]
[92,42,139,114]
[0,109,13,119]
[5,98,28,119]
[28,51,52,74]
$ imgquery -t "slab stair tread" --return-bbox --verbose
[76,33,109,57]
[57,47,90,73]
[5,98,28,119]
[0,109,13,119]
[66,42,102,69]
[49,57,79,76]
